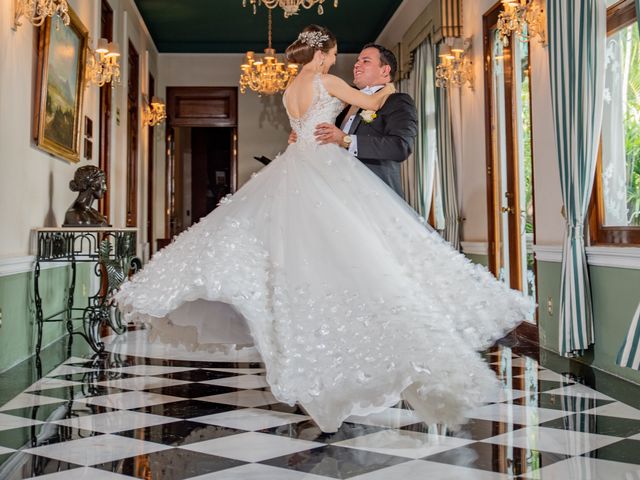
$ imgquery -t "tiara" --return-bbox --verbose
[298,31,330,48]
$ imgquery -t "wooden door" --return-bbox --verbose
[98,0,113,218]
[126,41,139,228]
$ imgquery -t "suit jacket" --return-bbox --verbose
[335,93,418,197]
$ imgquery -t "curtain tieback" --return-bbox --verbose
[566,221,585,238]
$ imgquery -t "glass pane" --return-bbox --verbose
[491,30,511,286]
[602,22,640,227]
[513,35,536,311]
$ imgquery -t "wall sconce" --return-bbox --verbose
[143,96,166,127]
[13,0,70,30]
[497,0,546,46]
[86,38,121,88]
[435,38,474,90]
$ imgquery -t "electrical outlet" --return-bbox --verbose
[547,297,553,316]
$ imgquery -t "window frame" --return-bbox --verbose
[589,0,640,245]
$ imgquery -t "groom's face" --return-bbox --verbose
[353,47,389,89]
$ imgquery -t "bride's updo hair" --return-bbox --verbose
[285,25,337,66]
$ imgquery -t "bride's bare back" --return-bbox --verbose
[284,70,395,120]
[284,71,319,120]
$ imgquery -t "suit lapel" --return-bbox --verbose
[335,105,350,128]
[349,108,363,134]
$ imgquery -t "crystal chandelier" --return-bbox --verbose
[239,10,298,96]
[13,0,70,29]
[242,0,338,18]
[435,39,474,90]
[497,0,546,46]
[143,96,167,127]
[86,38,121,88]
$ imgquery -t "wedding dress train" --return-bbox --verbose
[116,75,531,432]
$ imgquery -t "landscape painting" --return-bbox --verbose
[34,9,88,163]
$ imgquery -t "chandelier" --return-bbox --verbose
[143,96,167,127]
[86,38,121,88]
[497,0,546,46]
[242,0,338,18]
[435,39,474,90]
[239,10,298,96]
[13,0,70,29]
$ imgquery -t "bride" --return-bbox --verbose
[116,25,532,433]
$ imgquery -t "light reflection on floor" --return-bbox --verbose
[0,330,638,479]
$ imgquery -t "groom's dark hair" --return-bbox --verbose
[363,43,397,80]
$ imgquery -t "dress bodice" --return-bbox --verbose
[284,74,345,145]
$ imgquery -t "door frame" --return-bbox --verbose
[164,87,238,240]
[483,1,539,342]
[98,0,113,219]
[126,41,139,228]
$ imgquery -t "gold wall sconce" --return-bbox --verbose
[497,0,546,46]
[143,96,167,127]
[13,0,70,30]
[435,38,474,90]
[86,38,121,88]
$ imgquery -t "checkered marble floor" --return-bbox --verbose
[1,332,640,479]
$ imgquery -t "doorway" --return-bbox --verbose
[483,4,537,333]
[160,87,238,247]
[172,127,234,230]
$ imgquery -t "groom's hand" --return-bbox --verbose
[288,131,297,144]
[315,123,344,145]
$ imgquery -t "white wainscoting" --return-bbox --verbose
[533,245,640,270]
[0,256,67,278]
[460,241,489,256]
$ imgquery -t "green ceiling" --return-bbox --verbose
[133,0,405,53]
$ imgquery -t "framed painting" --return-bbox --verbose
[34,7,88,163]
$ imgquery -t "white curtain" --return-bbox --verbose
[411,39,438,219]
[433,42,461,248]
[548,0,606,356]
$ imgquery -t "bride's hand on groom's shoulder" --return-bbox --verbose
[384,83,396,94]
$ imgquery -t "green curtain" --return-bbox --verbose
[548,0,606,356]
[434,62,460,249]
[412,38,437,218]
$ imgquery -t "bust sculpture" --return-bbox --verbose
[63,165,110,227]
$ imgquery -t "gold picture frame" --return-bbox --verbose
[33,7,88,163]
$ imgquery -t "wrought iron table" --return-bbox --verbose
[33,228,139,359]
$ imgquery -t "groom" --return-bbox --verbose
[314,44,417,197]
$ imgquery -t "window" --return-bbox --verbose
[591,0,640,244]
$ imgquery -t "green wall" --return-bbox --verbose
[537,260,640,384]
[465,253,489,267]
[0,265,92,373]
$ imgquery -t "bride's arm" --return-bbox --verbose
[321,74,394,110]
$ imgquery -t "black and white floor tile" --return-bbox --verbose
[0,330,639,479]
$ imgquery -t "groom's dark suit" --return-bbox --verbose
[336,92,418,197]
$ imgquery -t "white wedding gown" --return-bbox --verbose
[116,75,532,432]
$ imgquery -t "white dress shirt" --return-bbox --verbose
[342,85,384,156]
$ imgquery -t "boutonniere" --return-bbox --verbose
[360,110,377,123]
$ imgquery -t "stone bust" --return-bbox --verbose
[63,166,110,227]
